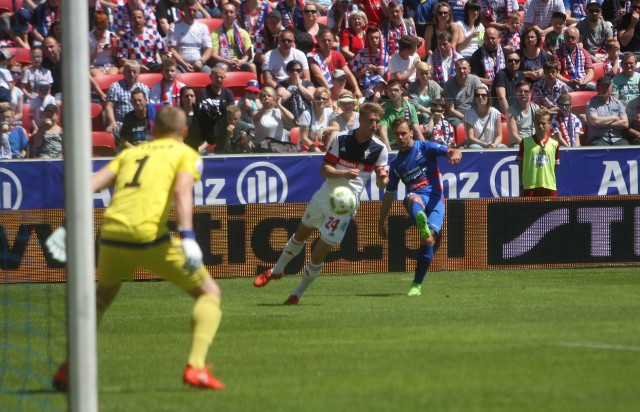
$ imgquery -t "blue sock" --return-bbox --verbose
[413,245,433,285]
[410,202,423,221]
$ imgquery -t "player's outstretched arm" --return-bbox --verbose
[377,192,395,240]
[447,148,462,165]
[92,166,116,193]
[320,161,360,180]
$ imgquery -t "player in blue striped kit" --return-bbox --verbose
[378,117,462,296]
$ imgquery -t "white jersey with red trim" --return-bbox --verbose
[317,129,389,203]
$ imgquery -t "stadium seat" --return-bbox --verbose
[136,73,162,88]
[501,121,509,147]
[317,15,328,26]
[196,18,223,33]
[454,123,466,147]
[289,127,300,145]
[5,47,32,66]
[21,103,29,132]
[592,62,604,83]
[569,91,596,115]
[0,0,18,13]
[91,131,117,157]
[223,71,258,99]
[417,40,427,59]
[94,74,124,93]
[91,102,104,131]
[177,72,211,94]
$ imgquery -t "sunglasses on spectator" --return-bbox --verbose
[475,93,488,98]
[507,58,520,63]
[304,9,318,14]
[437,11,450,16]
[558,104,571,108]
[289,68,302,73]
[10,71,21,76]
[432,109,443,113]
[587,9,600,13]
[315,97,328,102]
[281,38,295,43]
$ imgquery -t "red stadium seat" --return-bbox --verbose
[289,127,300,145]
[91,102,104,131]
[223,71,258,99]
[0,0,17,13]
[592,62,604,83]
[136,73,162,88]
[177,72,211,94]
[94,74,124,93]
[417,40,427,59]
[21,102,29,132]
[454,123,466,147]
[196,18,223,33]
[4,47,32,65]
[91,131,117,157]
[501,121,509,147]
[569,91,596,115]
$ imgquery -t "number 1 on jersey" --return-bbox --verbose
[124,156,150,187]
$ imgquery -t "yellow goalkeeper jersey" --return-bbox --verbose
[100,138,202,244]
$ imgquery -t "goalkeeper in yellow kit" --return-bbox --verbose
[47,106,225,390]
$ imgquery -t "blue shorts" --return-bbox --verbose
[403,193,445,234]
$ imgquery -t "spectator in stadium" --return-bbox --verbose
[617,0,640,54]
[253,86,296,152]
[612,53,640,105]
[308,29,361,98]
[427,31,463,89]
[253,10,284,66]
[34,104,63,159]
[519,28,548,84]
[424,2,461,57]
[502,12,522,52]
[262,29,310,88]
[531,61,569,114]
[276,60,315,132]
[388,35,421,85]
[443,58,483,127]
[105,60,151,136]
[380,1,418,58]
[351,26,388,91]
[523,0,566,35]
[379,79,425,150]
[293,2,330,55]
[353,0,391,27]
[198,67,236,153]
[167,0,214,73]
[327,91,360,146]
[586,76,629,146]
[424,100,455,147]
[1,107,28,159]
[277,0,305,30]
[303,87,334,151]
[239,80,262,124]
[211,3,257,74]
[6,63,24,125]
[604,0,630,30]
[363,75,389,104]
[517,108,559,197]
[339,10,368,62]
[555,27,595,91]
[31,0,61,43]
[48,106,226,392]
[156,0,182,38]
[506,80,540,148]
[21,47,53,103]
[603,39,621,76]
[120,88,157,148]
[456,1,485,59]
[180,85,208,152]
[479,0,519,33]
[236,0,273,40]
[379,117,461,297]
[253,102,389,305]
[117,9,167,73]
[29,81,56,135]
[222,104,255,153]
[470,27,504,87]
[464,84,505,149]
[576,1,614,64]
[624,91,640,145]
[493,48,527,113]
[551,92,583,147]
[42,36,62,101]
[408,62,442,124]
[89,11,120,77]
[543,12,567,57]
[0,8,30,49]
[327,0,359,36]
[112,0,158,37]
[149,60,187,107]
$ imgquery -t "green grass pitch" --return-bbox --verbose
[2,267,640,412]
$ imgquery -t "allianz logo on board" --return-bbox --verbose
[237,161,288,204]
[0,168,22,210]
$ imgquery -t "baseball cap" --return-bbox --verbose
[597,76,612,86]
[44,104,59,114]
[267,10,282,20]
[36,80,51,90]
[11,8,31,34]
[331,69,346,79]
[0,49,10,61]
[369,75,387,88]
[586,0,601,8]
[244,79,261,93]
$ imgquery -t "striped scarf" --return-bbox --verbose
[278,0,304,30]
[432,48,459,87]
[386,18,408,56]
[238,0,269,37]
[481,0,515,22]
[481,45,504,80]
[557,112,575,146]
[563,45,585,80]
[161,81,182,106]
[308,51,333,86]
[218,22,246,59]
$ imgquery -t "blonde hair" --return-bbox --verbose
[260,86,277,98]
[154,106,187,137]
[314,87,330,100]
[416,62,432,73]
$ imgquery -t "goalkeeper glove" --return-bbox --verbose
[180,230,203,273]
[46,226,67,263]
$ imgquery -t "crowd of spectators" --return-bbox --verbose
[0,0,639,159]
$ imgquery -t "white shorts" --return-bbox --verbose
[301,190,355,246]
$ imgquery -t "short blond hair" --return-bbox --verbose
[154,106,187,137]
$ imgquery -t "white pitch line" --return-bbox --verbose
[556,342,640,353]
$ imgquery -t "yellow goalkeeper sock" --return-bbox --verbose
[187,294,222,369]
